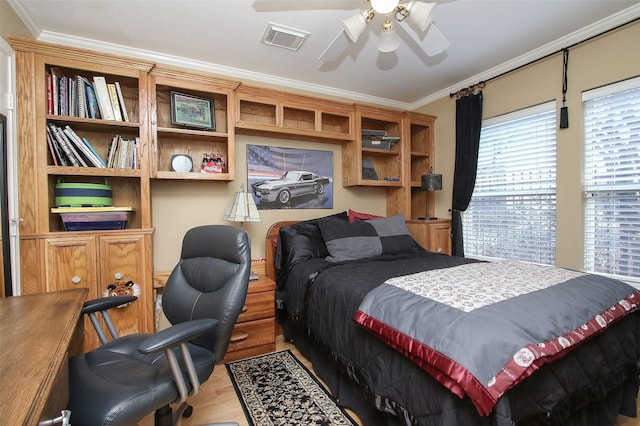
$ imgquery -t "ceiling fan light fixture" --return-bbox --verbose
[343,10,370,43]
[406,0,436,32]
[370,0,400,15]
[377,26,400,52]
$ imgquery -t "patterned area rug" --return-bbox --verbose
[226,350,358,426]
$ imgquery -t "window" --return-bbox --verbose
[463,102,557,264]
[583,77,640,280]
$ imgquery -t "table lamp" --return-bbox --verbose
[420,168,442,220]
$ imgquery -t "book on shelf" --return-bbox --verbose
[75,75,87,118]
[93,76,115,120]
[83,78,101,119]
[59,75,68,116]
[56,126,88,167]
[105,135,139,169]
[114,82,129,122]
[107,83,123,121]
[49,67,63,115]
[46,71,54,115]
[46,130,59,166]
[63,125,106,168]
[46,128,68,166]
[47,123,80,167]
[82,137,107,167]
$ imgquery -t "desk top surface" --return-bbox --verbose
[0,288,87,425]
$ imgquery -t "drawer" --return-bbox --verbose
[237,291,274,323]
[227,317,275,353]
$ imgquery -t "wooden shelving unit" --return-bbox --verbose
[235,86,354,142]
[11,37,155,350]
[149,65,240,181]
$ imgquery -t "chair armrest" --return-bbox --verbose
[138,318,218,354]
[82,296,138,314]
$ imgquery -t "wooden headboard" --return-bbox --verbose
[265,220,300,282]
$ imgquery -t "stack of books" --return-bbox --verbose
[46,68,130,121]
[46,123,139,169]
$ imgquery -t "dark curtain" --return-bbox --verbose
[451,92,483,257]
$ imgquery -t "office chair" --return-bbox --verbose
[67,225,251,426]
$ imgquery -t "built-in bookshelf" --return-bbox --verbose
[149,65,240,181]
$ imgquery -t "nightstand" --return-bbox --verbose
[406,219,452,255]
[222,274,276,362]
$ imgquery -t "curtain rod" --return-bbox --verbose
[449,17,639,98]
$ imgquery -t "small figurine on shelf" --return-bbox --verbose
[201,152,225,173]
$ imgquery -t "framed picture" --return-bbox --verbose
[170,91,215,130]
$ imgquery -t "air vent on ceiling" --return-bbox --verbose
[262,23,309,51]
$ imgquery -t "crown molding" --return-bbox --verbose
[15,2,640,112]
[411,4,640,109]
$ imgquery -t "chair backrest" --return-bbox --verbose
[162,225,251,362]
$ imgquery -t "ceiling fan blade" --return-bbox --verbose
[422,22,449,56]
[318,28,352,62]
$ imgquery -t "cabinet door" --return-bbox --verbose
[98,234,152,337]
[428,222,451,255]
[43,236,100,349]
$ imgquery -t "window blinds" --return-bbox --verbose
[583,77,640,280]
[463,102,556,264]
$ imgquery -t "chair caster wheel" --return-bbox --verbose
[182,405,193,418]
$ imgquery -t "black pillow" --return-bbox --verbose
[275,211,348,273]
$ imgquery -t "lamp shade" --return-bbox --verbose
[343,11,368,43]
[224,187,261,224]
[407,0,436,32]
[377,27,400,52]
[421,173,442,191]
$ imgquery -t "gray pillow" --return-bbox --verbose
[317,217,382,262]
[318,214,419,262]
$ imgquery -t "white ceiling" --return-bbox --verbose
[8,0,640,109]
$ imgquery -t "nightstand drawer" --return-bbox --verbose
[227,317,275,353]
[237,291,275,323]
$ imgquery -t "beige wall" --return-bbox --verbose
[1,1,31,41]
[5,5,639,273]
[152,135,386,270]
[416,21,640,271]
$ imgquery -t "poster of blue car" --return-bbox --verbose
[247,144,333,210]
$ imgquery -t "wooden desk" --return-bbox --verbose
[0,288,87,425]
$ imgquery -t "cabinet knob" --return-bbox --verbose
[114,272,123,280]
[436,247,442,253]
[71,276,81,284]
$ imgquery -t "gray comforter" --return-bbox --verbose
[354,260,640,415]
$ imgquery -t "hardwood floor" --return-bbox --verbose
[139,336,638,426]
[138,336,361,426]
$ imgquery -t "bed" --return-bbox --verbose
[265,212,640,426]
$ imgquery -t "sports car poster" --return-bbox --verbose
[247,144,333,210]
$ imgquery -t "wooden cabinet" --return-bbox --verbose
[38,231,153,351]
[149,65,240,181]
[222,275,276,362]
[236,86,354,142]
[406,219,452,255]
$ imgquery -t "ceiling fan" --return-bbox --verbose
[318,0,450,62]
